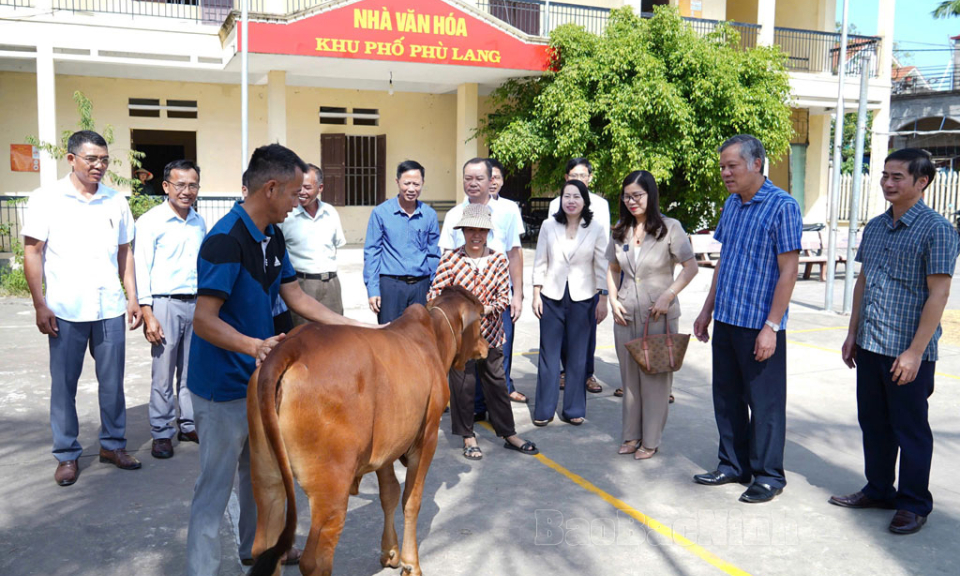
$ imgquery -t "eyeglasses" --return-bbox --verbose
[623,193,647,204]
[79,155,110,167]
[166,181,201,192]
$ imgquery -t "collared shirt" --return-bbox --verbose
[363,196,440,298]
[187,203,297,402]
[855,199,959,361]
[427,247,511,347]
[134,200,207,307]
[439,197,523,254]
[713,179,802,330]
[549,191,611,237]
[278,201,346,274]
[21,175,135,322]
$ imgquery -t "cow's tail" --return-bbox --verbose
[249,345,299,576]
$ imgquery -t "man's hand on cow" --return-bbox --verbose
[142,307,165,346]
[368,296,381,314]
[35,303,59,337]
[511,293,523,321]
[255,334,287,366]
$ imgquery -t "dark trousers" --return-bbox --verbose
[711,321,787,488]
[273,310,294,335]
[534,286,592,421]
[561,293,598,378]
[474,305,516,414]
[856,347,935,516]
[448,347,516,439]
[378,275,430,324]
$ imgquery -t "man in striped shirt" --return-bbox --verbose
[693,134,802,504]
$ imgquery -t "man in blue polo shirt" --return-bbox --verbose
[184,144,369,575]
[693,134,802,504]
[829,149,959,535]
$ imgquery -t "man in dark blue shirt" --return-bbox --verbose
[184,144,369,575]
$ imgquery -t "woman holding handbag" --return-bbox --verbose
[607,171,698,460]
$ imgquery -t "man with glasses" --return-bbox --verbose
[134,159,207,460]
[549,158,611,395]
[22,130,143,487]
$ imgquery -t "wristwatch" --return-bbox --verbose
[599,289,609,296]
[764,320,780,332]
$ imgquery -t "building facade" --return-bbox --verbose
[0,0,895,240]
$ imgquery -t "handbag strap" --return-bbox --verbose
[642,312,677,369]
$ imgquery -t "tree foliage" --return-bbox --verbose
[477,7,794,230]
[933,0,960,18]
[831,111,874,174]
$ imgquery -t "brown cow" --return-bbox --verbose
[247,286,488,576]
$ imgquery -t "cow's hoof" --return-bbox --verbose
[400,562,421,575]
[380,548,400,568]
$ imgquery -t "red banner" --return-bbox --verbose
[243,0,550,71]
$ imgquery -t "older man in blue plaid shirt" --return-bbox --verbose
[829,149,959,535]
[693,134,802,504]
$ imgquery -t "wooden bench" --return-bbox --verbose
[690,233,722,267]
[798,230,860,281]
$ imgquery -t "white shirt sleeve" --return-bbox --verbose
[438,205,461,251]
[331,208,347,249]
[134,211,156,306]
[117,195,135,245]
[20,189,50,242]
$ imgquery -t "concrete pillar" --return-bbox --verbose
[456,83,479,201]
[757,0,776,46]
[805,112,832,223]
[267,70,287,146]
[867,0,895,218]
[36,43,58,187]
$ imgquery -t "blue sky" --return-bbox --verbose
[838,0,958,72]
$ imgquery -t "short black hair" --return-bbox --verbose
[565,157,593,175]
[67,130,108,155]
[397,160,425,179]
[463,157,492,178]
[487,158,506,176]
[553,179,593,228]
[245,144,308,194]
[306,163,323,183]
[241,169,250,189]
[885,148,936,191]
[719,134,767,171]
[163,159,200,183]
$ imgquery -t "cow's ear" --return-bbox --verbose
[452,307,479,371]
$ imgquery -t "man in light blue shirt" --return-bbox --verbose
[134,159,207,459]
[363,160,441,323]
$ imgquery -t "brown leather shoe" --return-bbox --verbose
[828,491,896,509]
[241,546,302,566]
[99,448,142,470]
[889,510,927,534]
[177,430,199,444]
[54,460,79,486]
[151,438,174,459]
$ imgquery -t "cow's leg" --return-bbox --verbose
[376,465,402,568]
[398,420,441,576]
[247,380,287,568]
[299,478,351,576]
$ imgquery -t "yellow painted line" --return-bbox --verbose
[790,327,846,334]
[478,421,752,576]
[788,340,960,381]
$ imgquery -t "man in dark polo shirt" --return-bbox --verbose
[184,144,369,575]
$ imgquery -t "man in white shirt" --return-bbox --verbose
[22,130,143,487]
[134,159,207,460]
[548,158,610,394]
[279,164,347,320]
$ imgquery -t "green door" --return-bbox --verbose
[790,144,807,215]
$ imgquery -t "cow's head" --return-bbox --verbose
[430,286,489,371]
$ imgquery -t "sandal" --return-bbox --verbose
[508,391,528,403]
[634,446,658,460]
[614,388,624,397]
[586,376,602,394]
[533,417,554,427]
[618,440,641,455]
[503,440,539,455]
[462,445,483,460]
[669,394,675,404]
[560,416,584,426]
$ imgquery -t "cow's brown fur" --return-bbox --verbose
[247,287,488,576]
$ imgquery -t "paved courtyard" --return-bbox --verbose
[1,248,958,575]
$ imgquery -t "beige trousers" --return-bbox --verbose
[614,316,678,449]
[292,276,343,326]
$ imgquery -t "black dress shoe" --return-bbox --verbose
[828,491,896,509]
[739,482,783,503]
[889,510,927,535]
[151,438,174,459]
[693,470,750,486]
[177,430,199,444]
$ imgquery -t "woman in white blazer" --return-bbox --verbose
[532,179,608,426]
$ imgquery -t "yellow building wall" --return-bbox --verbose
[725,0,757,24]
[0,72,41,194]
[768,152,790,193]
[774,0,834,32]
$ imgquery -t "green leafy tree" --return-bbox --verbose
[477,6,793,230]
[831,111,875,174]
[26,91,160,219]
[933,1,960,18]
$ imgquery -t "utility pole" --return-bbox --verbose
[825,0,850,313]
[843,52,872,314]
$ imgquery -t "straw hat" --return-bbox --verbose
[454,203,493,230]
[134,168,154,181]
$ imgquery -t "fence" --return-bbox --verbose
[835,171,960,224]
[773,28,881,77]
[835,173,872,224]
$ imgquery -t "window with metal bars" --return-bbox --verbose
[320,133,386,207]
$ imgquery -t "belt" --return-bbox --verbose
[297,271,338,281]
[383,274,428,285]
[153,294,197,301]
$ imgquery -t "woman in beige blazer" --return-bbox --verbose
[532,179,608,426]
[606,171,698,459]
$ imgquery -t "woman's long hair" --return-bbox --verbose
[552,179,594,228]
[611,170,666,244]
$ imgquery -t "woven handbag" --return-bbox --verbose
[624,315,690,375]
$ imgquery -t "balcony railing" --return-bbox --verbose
[774,27,881,77]
[0,0,33,7]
